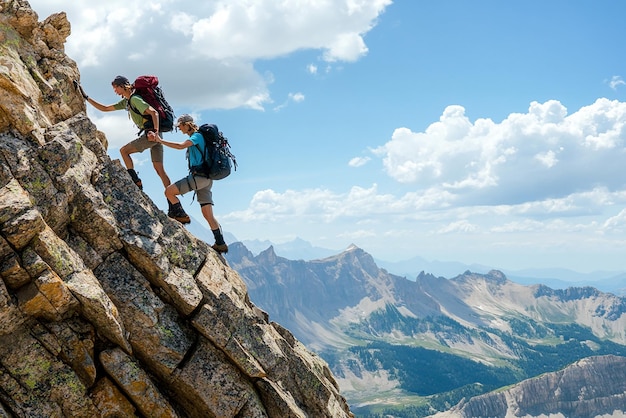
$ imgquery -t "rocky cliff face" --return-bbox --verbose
[0,1,353,417]
[430,355,626,418]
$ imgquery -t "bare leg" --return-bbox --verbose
[120,143,137,169]
[120,143,143,189]
[153,162,171,189]
[164,184,180,205]
[164,184,190,224]
[201,203,219,230]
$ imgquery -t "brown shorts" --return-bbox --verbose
[127,132,164,163]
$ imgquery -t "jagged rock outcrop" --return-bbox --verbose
[0,1,353,417]
[430,355,626,418]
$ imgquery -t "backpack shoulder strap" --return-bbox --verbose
[127,93,146,117]
[200,131,211,160]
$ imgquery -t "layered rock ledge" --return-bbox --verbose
[0,1,353,416]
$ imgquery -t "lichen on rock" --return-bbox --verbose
[0,1,353,416]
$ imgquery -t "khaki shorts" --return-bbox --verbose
[127,132,164,163]
[175,173,214,205]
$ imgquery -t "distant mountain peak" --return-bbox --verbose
[258,245,278,262]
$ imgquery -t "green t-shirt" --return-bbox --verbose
[114,95,150,128]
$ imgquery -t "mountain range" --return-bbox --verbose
[237,236,626,294]
[13,2,626,416]
[224,242,626,417]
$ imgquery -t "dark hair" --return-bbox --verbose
[111,75,131,87]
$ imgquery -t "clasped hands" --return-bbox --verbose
[147,131,160,142]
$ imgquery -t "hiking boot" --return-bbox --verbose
[127,169,143,190]
[212,243,228,254]
[168,202,190,224]
[168,211,190,224]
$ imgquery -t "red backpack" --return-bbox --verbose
[129,75,175,132]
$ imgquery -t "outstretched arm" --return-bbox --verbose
[74,80,117,112]
[86,97,117,112]
[148,131,192,149]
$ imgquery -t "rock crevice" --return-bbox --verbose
[0,1,353,416]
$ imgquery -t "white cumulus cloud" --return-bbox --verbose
[373,99,626,205]
[28,0,392,111]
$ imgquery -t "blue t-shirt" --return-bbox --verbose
[187,132,206,166]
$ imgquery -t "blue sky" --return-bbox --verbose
[28,0,626,273]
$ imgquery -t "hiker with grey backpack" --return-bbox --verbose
[75,75,190,222]
[148,114,232,254]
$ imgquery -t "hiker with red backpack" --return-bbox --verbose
[147,114,228,254]
[76,75,190,223]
